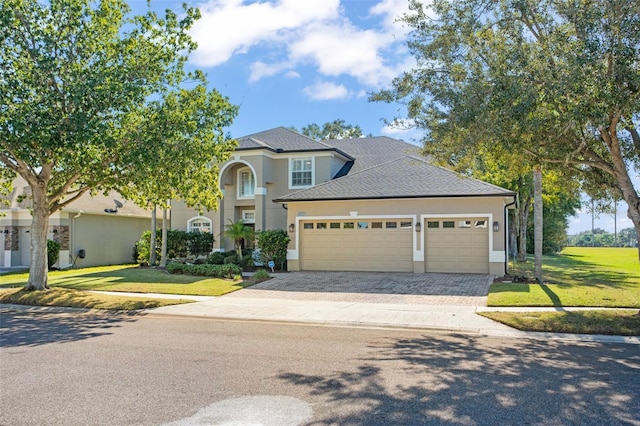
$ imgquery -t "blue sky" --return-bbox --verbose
[146,0,635,235]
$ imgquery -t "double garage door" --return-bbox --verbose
[300,219,414,272]
[299,217,489,274]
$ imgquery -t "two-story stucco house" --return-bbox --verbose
[171,127,516,276]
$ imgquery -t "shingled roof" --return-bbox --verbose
[236,127,352,160]
[274,155,515,202]
[1,177,151,217]
[323,136,421,172]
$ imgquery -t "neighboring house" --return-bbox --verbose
[0,177,151,269]
[171,127,516,276]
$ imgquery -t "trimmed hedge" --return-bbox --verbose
[136,229,214,265]
[166,262,241,279]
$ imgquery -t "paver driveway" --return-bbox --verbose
[231,272,493,306]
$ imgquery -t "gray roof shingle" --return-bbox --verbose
[275,155,515,202]
[322,137,421,172]
[237,127,338,152]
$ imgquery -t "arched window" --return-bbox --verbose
[237,167,255,198]
[187,217,212,233]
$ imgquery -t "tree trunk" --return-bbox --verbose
[159,204,168,268]
[533,166,543,284]
[149,205,157,266]
[26,185,50,290]
[602,121,640,261]
[516,195,531,262]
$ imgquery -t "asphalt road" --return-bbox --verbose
[1,306,639,426]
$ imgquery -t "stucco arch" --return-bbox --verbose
[218,160,258,191]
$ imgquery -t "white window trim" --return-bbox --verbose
[288,156,315,189]
[237,167,255,199]
[187,216,213,233]
[242,210,256,224]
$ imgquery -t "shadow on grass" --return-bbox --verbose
[512,253,638,290]
[278,333,640,425]
[540,284,562,306]
[0,305,143,348]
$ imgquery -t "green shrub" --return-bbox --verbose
[166,262,241,279]
[136,230,160,265]
[136,230,215,265]
[166,262,185,274]
[251,269,271,283]
[255,229,289,271]
[207,251,227,265]
[47,239,60,269]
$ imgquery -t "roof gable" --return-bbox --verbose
[275,155,515,202]
[236,127,336,152]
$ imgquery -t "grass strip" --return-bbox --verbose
[0,287,191,311]
[0,264,248,296]
[479,310,640,336]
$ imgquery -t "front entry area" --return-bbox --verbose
[299,219,414,272]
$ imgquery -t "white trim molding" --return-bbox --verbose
[288,156,315,189]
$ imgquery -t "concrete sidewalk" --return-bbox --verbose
[142,293,640,345]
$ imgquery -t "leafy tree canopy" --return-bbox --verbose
[294,119,364,140]
[372,0,640,259]
[0,0,238,289]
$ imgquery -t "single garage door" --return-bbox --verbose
[300,219,414,272]
[425,218,489,274]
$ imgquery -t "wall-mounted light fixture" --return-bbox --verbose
[52,229,58,234]
[415,222,421,232]
[3,229,8,234]
[288,223,295,233]
[493,221,499,232]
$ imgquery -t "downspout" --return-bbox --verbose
[69,211,82,268]
[504,195,517,275]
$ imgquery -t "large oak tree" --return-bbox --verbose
[0,0,237,289]
[372,0,640,260]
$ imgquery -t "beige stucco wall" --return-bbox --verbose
[171,150,350,252]
[70,214,150,267]
[0,210,150,269]
[285,196,510,275]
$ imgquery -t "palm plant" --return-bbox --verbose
[223,219,254,259]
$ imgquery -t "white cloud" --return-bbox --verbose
[249,61,288,82]
[303,81,350,100]
[189,0,413,90]
[190,0,340,67]
[369,0,412,34]
[289,21,399,88]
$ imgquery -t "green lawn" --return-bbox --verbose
[0,264,248,297]
[479,310,640,336]
[0,287,191,310]
[488,247,640,308]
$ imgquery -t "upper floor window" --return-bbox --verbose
[290,157,313,188]
[188,217,212,233]
[238,167,255,198]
